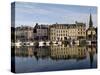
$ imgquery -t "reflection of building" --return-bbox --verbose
[50,22,86,41]
[15,46,33,57]
[15,44,97,64]
[15,46,50,58]
[34,47,50,58]
[15,45,87,59]
[86,14,97,41]
[15,26,33,42]
[50,45,86,60]
[33,23,49,41]
[87,45,97,68]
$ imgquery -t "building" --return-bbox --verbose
[49,22,86,41]
[15,26,33,42]
[49,23,68,41]
[33,23,49,41]
[86,14,97,41]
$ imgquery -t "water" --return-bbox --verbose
[13,44,97,73]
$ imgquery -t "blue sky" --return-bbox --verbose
[14,2,97,27]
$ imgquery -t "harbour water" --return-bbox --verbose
[12,44,97,73]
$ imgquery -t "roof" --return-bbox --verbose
[50,22,86,29]
[34,24,49,29]
[15,26,33,31]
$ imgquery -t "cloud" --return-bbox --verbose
[63,13,97,26]
[15,2,97,27]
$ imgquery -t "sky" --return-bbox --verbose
[13,2,97,27]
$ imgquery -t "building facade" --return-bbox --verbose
[33,23,49,41]
[15,26,33,42]
[86,14,97,41]
[15,14,97,43]
[49,22,86,41]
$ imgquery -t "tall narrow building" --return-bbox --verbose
[89,13,93,28]
[86,13,97,41]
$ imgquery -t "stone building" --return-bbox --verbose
[49,22,86,41]
[15,26,33,42]
[33,23,49,41]
[86,14,97,41]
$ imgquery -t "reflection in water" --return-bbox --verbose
[87,45,97,68]
[14,44,97,73]
[50,45,86,60]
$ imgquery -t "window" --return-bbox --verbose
[52,37,53,40]
[78,32,80,34]
[63,34,65,36]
